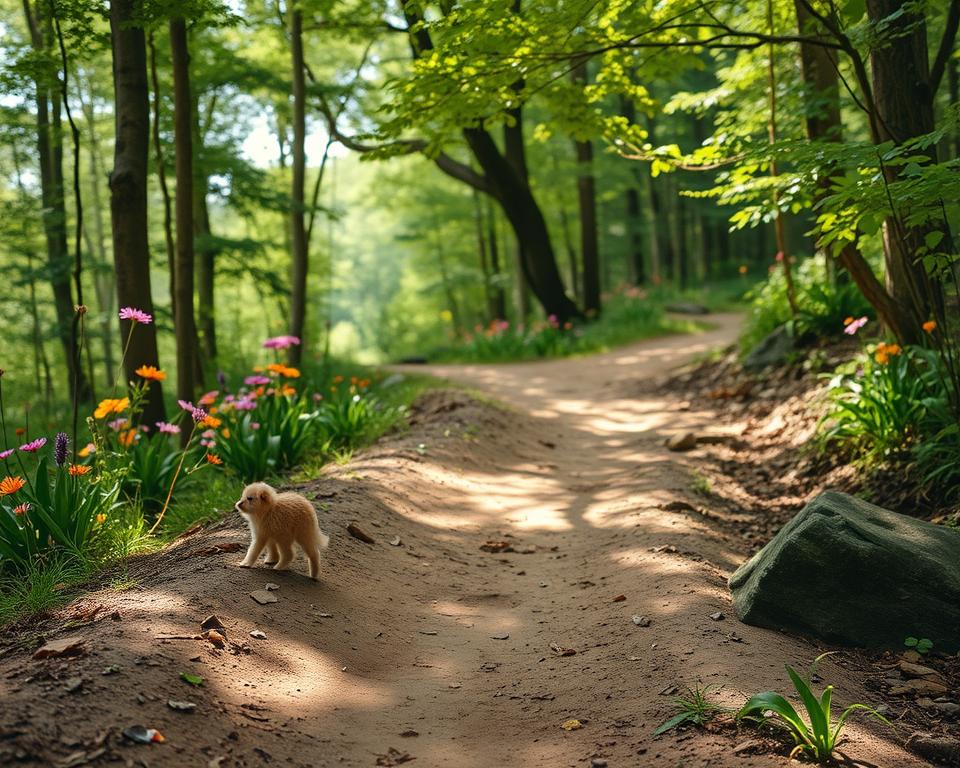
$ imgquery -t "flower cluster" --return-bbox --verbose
[874,342,902,365]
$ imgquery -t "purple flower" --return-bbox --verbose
[217,370,228,388]
[0,449,13,460]
[156,421,181,435]
[234,398,256,411]
[54,431,69,467]
[19,437,47,453]
[177,399,195,412]
[844,316,868,335]
[191,407,208,423]
[118,306,153,325]
[262,335,301,349]
[244,375,271,386]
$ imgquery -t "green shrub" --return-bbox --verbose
[740,257,873,353]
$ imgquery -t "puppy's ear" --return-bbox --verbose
[259,489,270,501]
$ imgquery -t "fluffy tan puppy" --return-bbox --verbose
[235,482,330,580]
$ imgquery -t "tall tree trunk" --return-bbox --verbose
[78,79,117,388]
[108,0,165,424]
[170,16,198,411]
[644,116,673,284]
[288,3,308,366]
[502,108,534,321]
[22,0,91,405]
[559,204,580,302]
[950,58,960,159]
[572,61,600,316]
[472,188,495,322]
[193,93,217,364]
[865,0,945,341]
[619,95,646,285]
[485,198,507,320]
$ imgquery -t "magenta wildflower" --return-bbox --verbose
[244,375,271,386]
[177,399,195,412]
[191,407,208,423]
[234,398,256,411]
[844,316,868,335]
[19,437,47,453]
[156,421,181,435]
[118,306,153,324]
[201,429,216,439]
[250,422,261,430]
[0,449,13,460]
[262,335,301,349]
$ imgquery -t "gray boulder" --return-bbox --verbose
[665,301,710,316]
[729,491,960,652]
[742,325,794,371]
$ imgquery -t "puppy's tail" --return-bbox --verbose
[317,529,330,550]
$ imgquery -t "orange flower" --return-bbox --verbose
[135,365,166,382]
[843,316,854,326]
[118,429,138,448]
[874,342,902,364]
[267,363,286,375]
[13,502,30,516]
[96,513,107,524]
[0,476,25,496]
[333,375,344,384]
[267,363,301,378]
[68,464,92,476]
[221,428,231,439]
[738,265,748,275]
[94,397,129,419]
[15,428,25,437]
[280,384,296,397]
[923,320,937,333]
[252,365,265,373]
[78,443,95,458]
[201,415,222,429]
[205,453,223,465]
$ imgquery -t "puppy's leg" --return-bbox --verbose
[240,536,268,568]
[264,542,280,566]
[273,542,294,571]
[306,545,322,581]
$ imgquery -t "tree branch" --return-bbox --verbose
[931,0,960,95]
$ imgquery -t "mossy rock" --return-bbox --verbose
[729,490,960,652]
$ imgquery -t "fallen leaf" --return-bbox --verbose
[33,637,86,660]
[180,672,204,687]
[375,747,416,766]
[561,719,583,731]
[550,643,577,657]
[612,594,626,603]
[201,629,226,648]
[191,542,244,556]
[709,611,725,621]
[347,522,375,544]
[479,540,510,553]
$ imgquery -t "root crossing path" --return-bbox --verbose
[0,316,923,768]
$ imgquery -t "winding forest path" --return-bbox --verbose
[0,316,925,768]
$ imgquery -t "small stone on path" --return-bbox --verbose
[250,590,278,605]
[633,615,651,627]
[666,432,697,452]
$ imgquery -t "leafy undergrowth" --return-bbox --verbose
[0,365,435,629]
[428,286,711,363]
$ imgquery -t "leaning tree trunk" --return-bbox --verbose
[865,0,945,342]
[170,16,198,411]
[108,0,165,424]
[503,108,533,322]
[288,4,308,366]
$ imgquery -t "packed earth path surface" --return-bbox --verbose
[0,315,928,768]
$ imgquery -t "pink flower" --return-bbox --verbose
[0,449,13,460]
[244,375,270,386]
[118,307,153,324]
[191,407,208,423]
[19,437,47,453]
[156,421,181,435]
[177,399,195,412]
[107,418,129,432]
[198,390,219,406]
[200,439,214,448]
[844,316,868,335]
[234,398,256,411]
[262,335,301,349]
[201,429,216,439]
[250,422,260,430]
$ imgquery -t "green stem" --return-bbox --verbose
[113,323,137,395]
[148,420,199,535]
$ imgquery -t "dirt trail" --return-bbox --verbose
[0,316,927,768]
